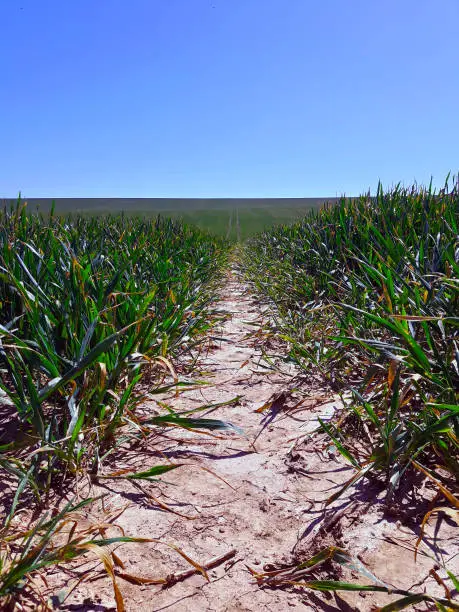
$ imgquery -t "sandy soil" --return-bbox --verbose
[36,268,458,611]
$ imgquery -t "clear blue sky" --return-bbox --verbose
[1,0,458,198]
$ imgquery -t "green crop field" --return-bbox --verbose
[241,178,459,606]
[244,177,458,505]
[0,205,235,608]
[0,180,458,610]
[3,197,336,241]
[165,206,327,240]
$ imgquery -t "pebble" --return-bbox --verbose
[259,499,269,512]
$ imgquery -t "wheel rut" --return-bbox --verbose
[54,267,338,611]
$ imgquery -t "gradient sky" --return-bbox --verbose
[1,0,458,198]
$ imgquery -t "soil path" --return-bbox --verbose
[57,266,337,611]
[54,267,457,612]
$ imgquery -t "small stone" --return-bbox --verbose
[259,499,269,512]
[253,559,261,565]
[219,527,225,533]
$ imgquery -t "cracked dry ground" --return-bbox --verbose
[49,268,458,612]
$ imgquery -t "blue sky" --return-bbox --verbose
[1,0,458,197]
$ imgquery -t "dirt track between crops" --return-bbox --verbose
[48,266,458,612]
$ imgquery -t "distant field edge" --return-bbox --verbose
[1,197,342,213]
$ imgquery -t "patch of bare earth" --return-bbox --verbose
[40,268,458,611]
